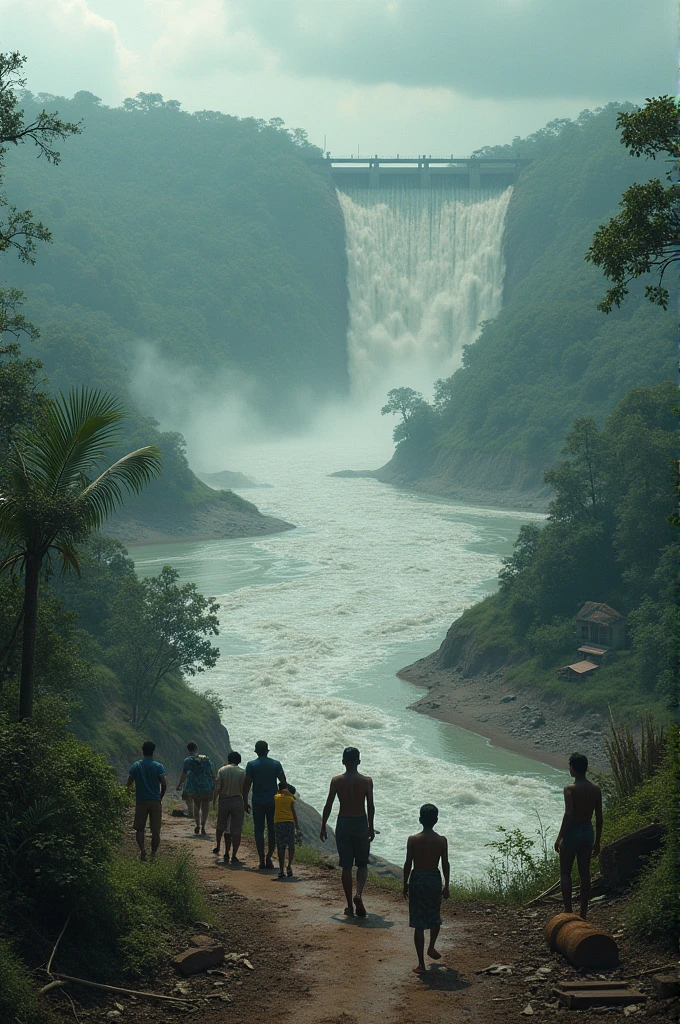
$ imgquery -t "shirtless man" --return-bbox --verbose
[554,752,603,919]
[320,747,375,917]
[403,804,450,974]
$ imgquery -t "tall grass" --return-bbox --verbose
[605,710,667,799]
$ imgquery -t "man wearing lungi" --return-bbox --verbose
[403,803,450,973]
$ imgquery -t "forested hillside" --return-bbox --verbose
[376,106,676,504]
[4,90,349,416]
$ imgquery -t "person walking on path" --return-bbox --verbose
[403,803,450,974]
[554,752,602,919]
[243,740,286,869]
[127,740,167,861]
[176,741,216,836]
[320,746,375,917]
[274,782,300,878]
[213,750,246,864]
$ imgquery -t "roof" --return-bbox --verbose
[577,645,609,657]
[576,601,625,626]
[567,661,600,675]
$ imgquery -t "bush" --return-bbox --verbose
[0,701,126,929]
[71,853,207,979]
[626,845,678,943]
[526,616,576,667]
[0,938,42,1024]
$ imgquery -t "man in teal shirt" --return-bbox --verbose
[243,740,286,869]
[127,740,167,860]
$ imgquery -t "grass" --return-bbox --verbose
[0,938,42,1024]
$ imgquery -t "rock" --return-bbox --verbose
[172,945,225,975]
[522,1004,534,1015]
[193,920,211,930]
[530,714,546,728]
[171,807,187,817]
[521,704,532,711]
[500,694,516,703]
[189,934,219,948]
[651,974,679,999]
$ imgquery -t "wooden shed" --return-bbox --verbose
[575,602,626,650]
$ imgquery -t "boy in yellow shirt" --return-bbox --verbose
[274,782,300,878]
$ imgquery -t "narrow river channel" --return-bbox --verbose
[132,438,565,874]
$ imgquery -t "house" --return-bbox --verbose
[575,602,626,650]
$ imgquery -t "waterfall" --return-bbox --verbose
[338,187,512,397]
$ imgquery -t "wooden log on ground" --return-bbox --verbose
[545,914,619,969]
[545,912,582,950]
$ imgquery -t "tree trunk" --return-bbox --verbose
[19,554,41,719]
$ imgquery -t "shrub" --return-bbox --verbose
[0,702,126,929]
[0,938,42,1024]
[525,617,576,667]
[626,845,678,943]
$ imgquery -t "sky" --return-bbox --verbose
[1,0,676,155]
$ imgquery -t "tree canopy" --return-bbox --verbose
[586,96,680,312]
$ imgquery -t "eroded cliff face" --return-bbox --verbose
[374,446,552,510]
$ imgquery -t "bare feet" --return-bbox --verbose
[427,947,442,960]
[413,965,426,974]
[344,906,355,916]
[353,895,367,917]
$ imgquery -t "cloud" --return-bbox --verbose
[0,0,135,100]
[238,0,676,100]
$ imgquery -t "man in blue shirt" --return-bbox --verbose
[127,740,167,861]
[243,740,286,869]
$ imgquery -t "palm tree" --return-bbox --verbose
[0,387,162,718]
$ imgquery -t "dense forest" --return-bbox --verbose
[378,105,676,497]
[3,89,349,420]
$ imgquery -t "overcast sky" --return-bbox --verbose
[2,0,675,155]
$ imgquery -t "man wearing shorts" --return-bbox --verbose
[127,740,167,861]
[243,740,286,870]
[213,751,246,864]
[320,747,375,917]
[554,752,603,919]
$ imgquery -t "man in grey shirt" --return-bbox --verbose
[243,740,286,869]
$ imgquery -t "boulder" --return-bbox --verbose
[500,694,516,703]
[189,934,219,948]
[172,945,225,976]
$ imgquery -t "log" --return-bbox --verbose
[599,824,665,887]
[545,914,619,969]
[545,913,582,950]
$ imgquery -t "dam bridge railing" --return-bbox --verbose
[306,155,532,191]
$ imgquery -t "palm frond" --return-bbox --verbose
[21,388,125,491]
[51,539,82,575]
[79,446,163,527]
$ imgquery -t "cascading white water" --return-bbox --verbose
[338,187,512,395]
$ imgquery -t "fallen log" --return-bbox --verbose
[545,914,619,969]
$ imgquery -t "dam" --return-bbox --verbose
[312,155,531,191]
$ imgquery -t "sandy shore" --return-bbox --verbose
[400,657,608,772]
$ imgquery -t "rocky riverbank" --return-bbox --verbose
[332,446,552,512]
[104,497,294,545]
[400,654,608,772]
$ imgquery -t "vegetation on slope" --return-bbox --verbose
[433,381,677,720]
[3,88,349,416]
[383,105,675,475]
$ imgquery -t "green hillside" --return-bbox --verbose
[4,90,349,417]
[381,106,675,493]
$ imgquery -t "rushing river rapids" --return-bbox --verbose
[133,438,565,873]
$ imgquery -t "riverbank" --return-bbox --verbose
[104,496,294,545]
[400,655,608,772]
[332,446,552,512]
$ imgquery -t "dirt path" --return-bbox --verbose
[49,813,671,1024]
[165,815,487,1024]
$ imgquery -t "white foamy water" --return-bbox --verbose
[339,188,512,394]
[133,439,564,875]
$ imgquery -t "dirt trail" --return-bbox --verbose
[164,814,486,1024]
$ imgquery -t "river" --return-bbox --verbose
[132,437,565,875]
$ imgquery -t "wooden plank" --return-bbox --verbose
[555,981,627,990]
[553,987,646,1009]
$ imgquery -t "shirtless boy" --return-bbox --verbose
[403,803,450,974]
[554,752,603,919]
[320,747,375,917]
